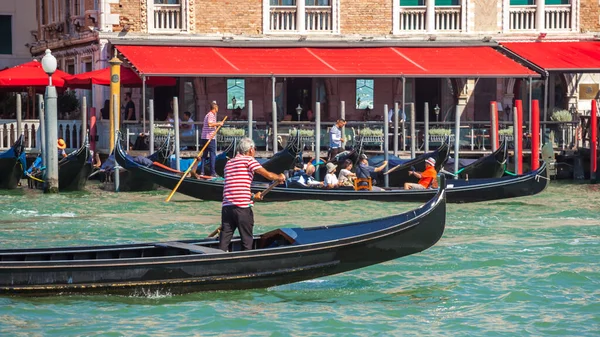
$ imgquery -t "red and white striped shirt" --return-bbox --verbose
[222,154,263,208]
[202,111,217,139]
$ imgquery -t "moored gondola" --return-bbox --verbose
[382,141,451,187]
[444,140,509,179]
[0,177,446,296]
[0,135,25,189]
[117,136,548,203]
[28,139,91,191]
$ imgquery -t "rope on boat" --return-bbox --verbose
[504,170,517,176]
[535,174,550,182]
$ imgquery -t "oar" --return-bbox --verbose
[207,180,281,238]
[383,164,403,175]
[165,116,228,202]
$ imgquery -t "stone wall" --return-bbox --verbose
[580,0,600,32]
[339,0,392,35]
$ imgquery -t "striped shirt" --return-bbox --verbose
[222,154,263,208]
[201,111,217,139]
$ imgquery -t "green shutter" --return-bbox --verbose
[435,0,460,5]
[545,0,569,4]
[510,0,535,5]
[0,15,11,55]
[400,0,425,6]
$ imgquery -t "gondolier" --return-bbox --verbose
[329,119,346,161]
[220,137,286,252]
[199,102,223,177]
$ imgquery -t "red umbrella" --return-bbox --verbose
[0,60,70,88]
[64,67,176,89]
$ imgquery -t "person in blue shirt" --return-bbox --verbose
[356,154,388,188]
[388,107,406,123]
[328,118,346,161]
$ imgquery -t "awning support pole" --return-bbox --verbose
[272,75,277,155]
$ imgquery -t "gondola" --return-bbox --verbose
[115,136,302,197]
[117,137,549,203]
[254,134,303,182]
[444,140,508,179]
[28,139,91,191]
[375,141,451,187]
[0,178,446,296]
[0,135,25,189]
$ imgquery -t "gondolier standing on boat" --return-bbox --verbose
[404,157,439,190]
[219,137,286,252]
[199,102,223,177]
[328,119,346,161]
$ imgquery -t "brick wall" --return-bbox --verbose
[114,0,141,32]
[580,0,600,32]
[340,0,392,35]
[194,0,262,35]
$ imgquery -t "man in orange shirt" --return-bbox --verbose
[404,157,439,189]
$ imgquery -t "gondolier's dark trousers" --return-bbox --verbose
[199,139,217,176]
[328,147,341,161]
[219,205,254,251]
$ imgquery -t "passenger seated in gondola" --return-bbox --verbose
[57,139,68,158]
[324,162,339,188]
[404,157,439,190]
[338,159,356,187]
[356,154,388,189]
[287,162,323,188]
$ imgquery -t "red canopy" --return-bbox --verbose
[116,45,539,78]
[63,67,176,89]
[0,60,70,88]
[501,41,600,72]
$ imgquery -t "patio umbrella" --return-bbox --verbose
[63,67,176,89]
[0,60,69,89]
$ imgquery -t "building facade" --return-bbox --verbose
[0,1,37,69]
[28,0,600,124]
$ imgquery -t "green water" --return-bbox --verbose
[0,182,599,336]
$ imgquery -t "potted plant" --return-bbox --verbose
[358,127,383,137]
[220,127,246,137]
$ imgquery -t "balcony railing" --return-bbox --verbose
[398,6,426,32]
[545,5,571,30]
[270,6,297,31]
[396,6,461,32]
[151,4,184,32]
[435,6,461,31]
[306,6,333,31]
[509,5,572,31]
[268,5,333,32]
[509,5,536,31]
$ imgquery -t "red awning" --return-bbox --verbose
[501,41,600,72]
[0,60,70,88]
[64,67,176,89]
[116,45,538,78]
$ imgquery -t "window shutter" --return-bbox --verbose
[0,15,12,55]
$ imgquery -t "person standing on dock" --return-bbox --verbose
[219,137,286,252]
[329,119,346,161]
[199,102,223,177]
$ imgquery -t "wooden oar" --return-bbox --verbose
[165,116,227,202]
[383,164,402,175]
[207,180,281,238]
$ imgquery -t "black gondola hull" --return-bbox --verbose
[29,141,90,191]
[0,186,446,296]
[385,142,450,187]
[0,136,24,189]
[454,141,508,179]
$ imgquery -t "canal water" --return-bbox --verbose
[0,182,598,336]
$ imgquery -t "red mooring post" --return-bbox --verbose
[591,99,597,181]
[90,107,97,155]
[531,100,540,171]
[490,101,499,151]
[515,99,524,174]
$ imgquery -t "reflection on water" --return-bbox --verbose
[0,181,599,336]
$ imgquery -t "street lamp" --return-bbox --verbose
[570,103,578,148]
[296,104,302,121]
[434,104,440,124]
[41,49,59,193]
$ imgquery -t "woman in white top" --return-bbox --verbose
[324,162,339,189]
[338,159,356,187]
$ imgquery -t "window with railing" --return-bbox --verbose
[396,0,462,33]
[508,0,573,31]
[150,0,186,33]
[266,0,337,33]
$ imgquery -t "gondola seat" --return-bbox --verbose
[354,177,372,191]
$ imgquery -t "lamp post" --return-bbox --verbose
[296,104,302,121]
[434,104,440,125]
[41,49,59,193]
